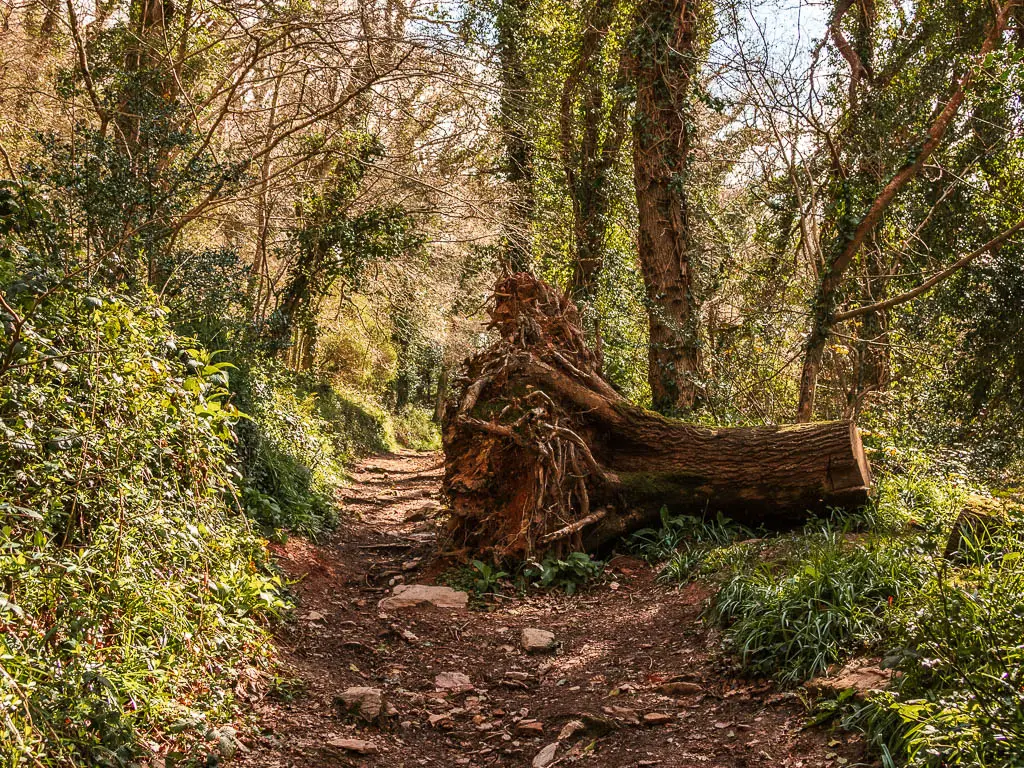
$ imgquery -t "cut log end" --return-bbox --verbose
[441,274,872,561]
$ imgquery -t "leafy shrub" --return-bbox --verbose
[870,526,1024,766]
[234,365,340,538]
[522,552,605,594]
[0,268,282,764]
[709,530,928,683]
[470,559,510,594]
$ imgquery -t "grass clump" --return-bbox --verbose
[628,508,762,584]
[709,530,929,683]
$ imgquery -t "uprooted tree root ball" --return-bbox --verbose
[441,274,873,561]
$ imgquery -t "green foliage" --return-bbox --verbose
[865,524,1024,766]
[648,463,1024,765]
[28,21,243,288]
[660,536,768,584]
[629,507,754,563]
[234,364,395,539]
[709,530,928,684]
[0,261,281,764]
[864,455,969,536]
[392,406,441,451]
[470,559,510,594]
[277,135,426,344]
[235,366,339,539]
[627,508,763,585]
[522,551,604,594]
[312,382,396,459]
[315,301,399,395]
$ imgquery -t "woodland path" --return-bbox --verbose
[238,451,867,768]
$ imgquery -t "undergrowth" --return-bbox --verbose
[866,521,1024,766]
[392,405,441,451]
[235,368,438,539]
[638,466,1024,765]
[522,551,605,594]
[709,530,929,683]
[235,365,396,539]
[0,268,285,765]
[629,508,761,584]
[443,552,605,605]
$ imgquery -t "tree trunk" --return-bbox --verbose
[561,0,629,304]
[497,0,535,273]
[442,274,871,561]
[631,0,704,413]
[433,365,449,424]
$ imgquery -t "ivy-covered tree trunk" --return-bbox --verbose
[497,0,536,273]
[630,0,705,413]
[560,0,629,304]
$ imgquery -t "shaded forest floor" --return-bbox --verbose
[238,451,869,767]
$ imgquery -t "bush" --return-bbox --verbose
[0,271,283,764]
[871,522,1024,766]
[315,382,395,458]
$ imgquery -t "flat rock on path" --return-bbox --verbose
[337,686,387,722]
[378,583,469,611]
[520,627,556,653]
[327,737,378,755]
[237,450,867,768]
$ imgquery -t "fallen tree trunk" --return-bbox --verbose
[442,274,872,560]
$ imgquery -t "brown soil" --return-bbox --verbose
[237,450,869,768]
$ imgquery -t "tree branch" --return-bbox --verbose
[818,0,1016,296]
[834,216,1024,322]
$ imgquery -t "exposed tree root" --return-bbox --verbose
[442,274,872,561]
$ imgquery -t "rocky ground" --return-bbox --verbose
[236,451,870,768]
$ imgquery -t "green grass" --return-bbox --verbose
[709,530,929,683]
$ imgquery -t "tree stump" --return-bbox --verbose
[943,496,1018,561]
[441,274,872,561]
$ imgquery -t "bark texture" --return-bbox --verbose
[631,0,704,413]
[442,274,871,561]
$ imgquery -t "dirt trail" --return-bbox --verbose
[239,451,866,768]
